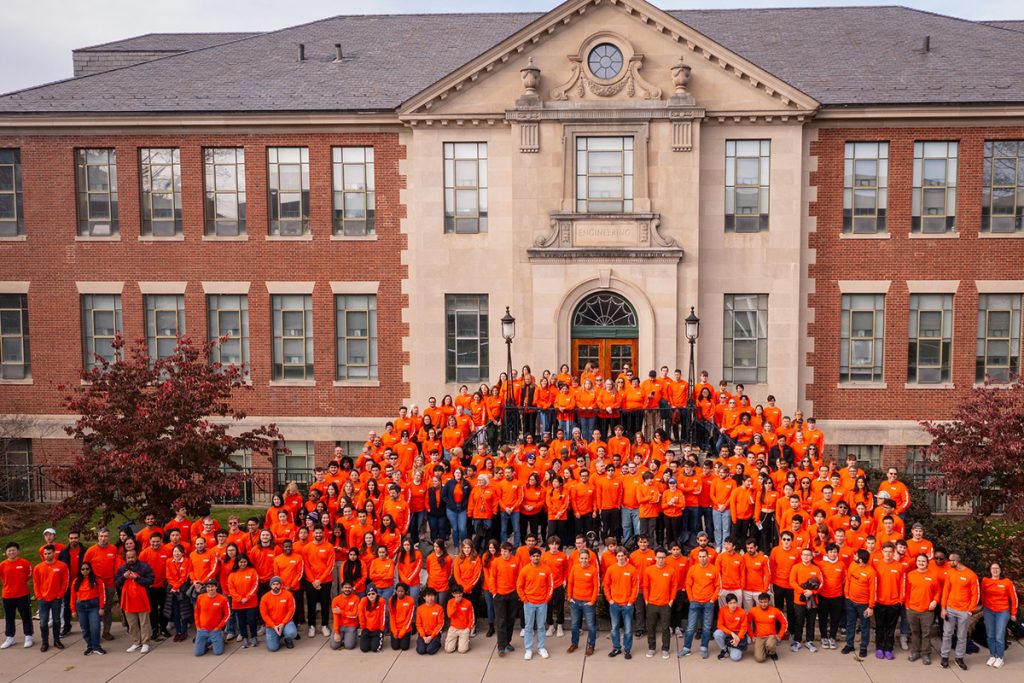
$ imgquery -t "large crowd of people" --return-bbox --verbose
[0,364,1019,669]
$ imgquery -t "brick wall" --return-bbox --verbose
[0,131,409,421]
[807,125,1024,421]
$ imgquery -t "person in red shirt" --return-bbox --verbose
[713,592,749,660]
[193,580,231,656]
[32,544,69,651]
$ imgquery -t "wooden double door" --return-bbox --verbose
[572,338,638,382]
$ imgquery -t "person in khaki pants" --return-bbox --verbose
[748,593,787,662]
[445,587,475,653]
[114,549,154,653]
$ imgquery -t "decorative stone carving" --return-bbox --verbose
[517,57,542,108]
[529,212,683,262]
[668,57,695,106]
[519,121,539,153]
[550,34,662,101]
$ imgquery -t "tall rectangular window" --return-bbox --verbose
[139,148,182,236]
[840,445,882,471]
[443,142,487,234]
[271,294,313,380]
[207,294,250,370]
[144,294,185,361]
[76,149,118,236]
[332,147,375,236]
[576,136,633,213]
[0,294,30,380]
[982,140,1024,233]
[0,439,33,501]
[908,293,953,384]
[445,294,488,382]
[0,149,23,237]
[840,293,885,383]
[912,141,958,233]
[81,294,122,370]
[274,441,314,490]
[723,293,768,383]
[335,294,377,380]
[204,147,246,236]
[267,147,309,236]
[725,139,770,232]
[976,293,1021,383]
[843,142,888,234]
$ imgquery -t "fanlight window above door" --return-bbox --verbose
[573,293,637,328]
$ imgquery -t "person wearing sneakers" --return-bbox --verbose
[414,587,445,655]
[789,548,822,653]
[445,586,475,653]
[680,547,721,659]
[748,592,787,662]
[113,548,154,654]
[193,580,230,657]
[604,547,640,659]
[939,551,979,671]
[874,542,905,661]
[226,555,260,648]
[33,544,69,652]
[517,546,554,660]
[330,581,361,651]
[816,543,847,650]
[904,552,940,665]
[713,593,749,661]
[842,549,877,660]
[260,576,297,651]
[641,547,676,659]
[981,561,1016,669]
[566,548,600,656]
[1,542,34,650]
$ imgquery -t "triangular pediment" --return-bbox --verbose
[398,0,819,118]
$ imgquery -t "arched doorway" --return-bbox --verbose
[571,291,638,380]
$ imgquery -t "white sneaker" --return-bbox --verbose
[556,625,564,638]
[987,656,996,667]
[520,628,526,638]
[1,637,14,649]
[525,649,533,661]
[538,648,549,659]
[24,636,33,648]
[994,658,1004,668]
[140,644,150,654]
[321,626,329,637]
[308,626,316,638]
[545,626,554,636]
[126,644,139,653]
[646,649,655,658]
[900,635,909,651]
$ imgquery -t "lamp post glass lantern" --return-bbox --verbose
[684,306,700,447]
[502,307,516,444]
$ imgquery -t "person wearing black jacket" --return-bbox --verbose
[442,468,472,547]
[767,436,794,471]
[56,532,86,637]
[114,550,154,653]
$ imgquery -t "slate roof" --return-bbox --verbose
[1,5,1022,114]
[74,32,262,53]
[981,20,1024,33]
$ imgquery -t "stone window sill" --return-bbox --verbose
[75,235,121,242]
[840,233,890,240]
[836,382,888,389]
[0,378,33,385]
[266,234,313,241]
[203,235,249,242]
[332,379,380,387]
[330,234,378,242]
[903,382,955,390]
[139,235,185,242]
[978,232,1024,238]
[907,232,958,239]
[269,379,316,387]
[0,234,27,241]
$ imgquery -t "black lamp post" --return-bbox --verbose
[501,307,516,444]
[684,306,700,447]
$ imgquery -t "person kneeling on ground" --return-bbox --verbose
[260,577,297,651]
[713,593,749,661]
[330,581,360,650]
[415,588,445,655]
[193,580,230,657]
[445,586,475,653]
[748,592,787,662]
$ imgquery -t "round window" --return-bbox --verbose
[587,43,624,80]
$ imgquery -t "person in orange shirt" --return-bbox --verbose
[387,583,416,651]
[517,547,554,660]
[981,561,1017,668]
[82,528,121,640]
[642,548,677,657]
[716,537,746,607]
[356,585,387,653]
[328,580,360,651]
[492,542,520,657]
[541,536,568,638]
[32,544,69,651]
[681,547,721,658]
[260,576,297,651]
[842,548,877,659]
[904,553,940,664]
[939,551,979,669]
[709,466,736,552]
[769,531,799,628]
[445,586,476,653]
[816,543,847,649]
[874,542,905,659]
[713,592,749,660]
[604,548,640,658]
[566,548,600,655]
[302,525,334,638]
[226,555,259,648]
[661,479,685,550]
[748,592,787,662]
[741,539,771,610]
[114,548,154,653]
[789,547,822,652]
[193,580,231,656]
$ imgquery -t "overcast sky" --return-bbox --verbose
[1,0,1020,94]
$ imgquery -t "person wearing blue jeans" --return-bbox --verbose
[261,578,298,651]
[194,628,225,656]
[621,506,640,545]
[74,596,103,655]
[569,596,597,653]
[982,562,1014,668]
[605,548,638,658]
[842,550,875,658]
[442,470,470,547]
[681,601,715,658]
[519,548,550,659]
[713,594,749,660]
[193,581,230,656]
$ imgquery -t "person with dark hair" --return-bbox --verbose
[303,525,333,638]
[445,586,475,653]
[226,554,259,648]
[57,530,86,638]
[193,580,230,657]
[70,561,106,655]
[260,577,297,651]
[113,548,154,654]
[329,581,360,650]
[748,592,787,662]
[414,588,444,655]
[789,548,822,653]
[713,593,749,661]
[32,544,68,652]
[357,585,386,653]
[388,583,415,651]
[493,542,520,657]
[138,532,171,642]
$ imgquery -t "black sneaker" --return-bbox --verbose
[284,639,295,649]
[624,651,632,660]
[768,652,779,661]
[841,645,854,654]
[955,658,967,670]
[84,648,93,656]
[486,624,495,638]
[718,650,728,660]
[506,644,515,653]
[940,657,950,668]
[608,648,622,657]
[95,647,107,655]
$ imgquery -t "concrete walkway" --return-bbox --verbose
[0,627,1018,683]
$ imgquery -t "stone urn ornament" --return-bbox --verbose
[669,57,695,105]
[517,57,542,106]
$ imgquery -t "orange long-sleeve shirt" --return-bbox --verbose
[227,567,260,610]
[453,555,482,592]
[566,562,600,603]
[816,558,847,599]
[942,566,980,612]
[70,578,106,614]
[603,562,640,604]
[716,551,745,591]
[389,595,416,637]
[981,577,1019,614]
[447,596,476,630]
[332,593,361,630]
[272,553,304,591]
[642,564,677,606]
[415,602,445,637]
[769,547,800,590]
[709,478,736,509]
[730,487,756,523]
[83,545,121,585]
[742,552,771,593]
[904,569,940,612]
[717,605,748,640]
[875,559,905,606]
[425,553,453,592]
[789,562,823,606]
[685,562,722,604]
[0,558,31,598]
[542,550,568,588]
[748,605,787,637]
[195,592,231,631]
[358,596,387,631]
[492,555,520,595]
[260,589,296,628]
[302,541,335,584]
[517,562,554,605]
[32,560,70,601]
[845,564,878,607]
[595,476,623,511]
